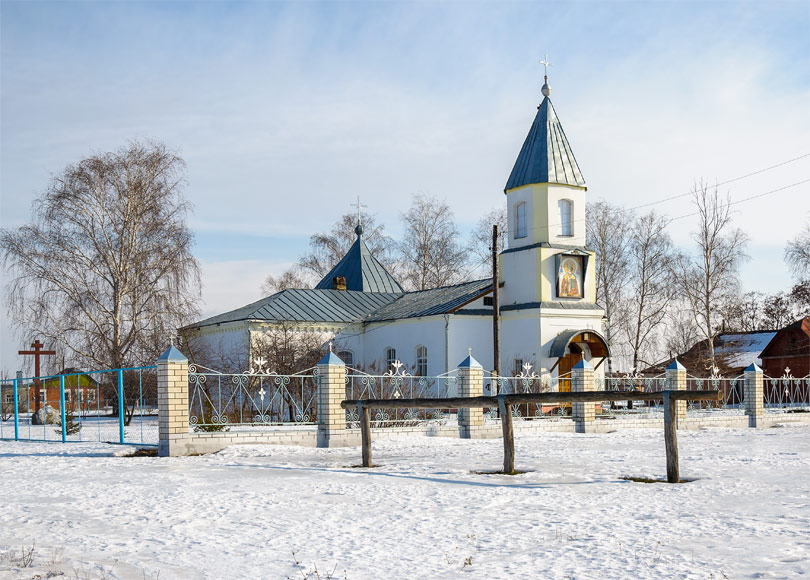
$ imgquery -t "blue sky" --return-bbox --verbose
[1,1,809,374]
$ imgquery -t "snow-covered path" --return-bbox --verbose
[1,424,809,579]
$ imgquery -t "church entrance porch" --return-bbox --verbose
[548,329,610,413]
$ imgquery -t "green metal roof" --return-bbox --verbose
[185,279,493,329]
[187,289,401,328]
[364,279,492,322]
[315,228,403,293]
[505,97,586,191]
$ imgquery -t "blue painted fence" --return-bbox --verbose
[0,366,158,446]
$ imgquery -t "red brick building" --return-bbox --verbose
[759,318,810,378]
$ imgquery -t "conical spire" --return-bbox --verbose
[315,226,403,293]
[505,73,586,191]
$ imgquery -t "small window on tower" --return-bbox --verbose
[515,202,527,239]
[559,199,573,236]
[483,296,493,306]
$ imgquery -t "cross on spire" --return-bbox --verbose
[351,196,367,226]
[539,54,552,77]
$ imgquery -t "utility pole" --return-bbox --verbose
[18,339,56,413]
[492,224,501,379]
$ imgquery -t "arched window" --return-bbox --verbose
[515,202,527,239]
[415,345,428,376]
[385,347,397,370]
[559,199,573,236]
[337,350,354,367]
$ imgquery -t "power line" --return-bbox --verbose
[503,153,810,236]
[666,179,810,223]
[630,153,810,211]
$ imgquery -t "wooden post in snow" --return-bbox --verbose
[359,403,372,467]
[498,395,514,473]
[663,391,679,483]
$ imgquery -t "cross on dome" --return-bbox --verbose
[539,53,552,98]
[351,196,367,227]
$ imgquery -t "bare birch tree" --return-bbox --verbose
[785,216,810,281]
[399,193,469,290]
[469,207,508,276]
[624,211,675,370]
[0,140,201,421]
[670,182,748,369]
[261,267,309,296]
[586,200,632,372]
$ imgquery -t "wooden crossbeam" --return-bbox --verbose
[342,390,722,482]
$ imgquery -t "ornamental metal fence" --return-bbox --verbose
[0,366,158,446]
[187,363,319,430]
[597,373,668,416]
[685,375,745,415]
[488,367,570,420]
[345,362,458,427]
[764,371,810,412]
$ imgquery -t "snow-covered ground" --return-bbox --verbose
[1,424,809,579]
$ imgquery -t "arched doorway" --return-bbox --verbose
[549,329,610,393]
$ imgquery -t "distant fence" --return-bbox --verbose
[764,374,810,411]
[0,366,158,446]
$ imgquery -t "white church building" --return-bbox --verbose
[183,73,609,381]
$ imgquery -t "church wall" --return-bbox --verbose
[448,315,494,372]
[353,317,448,376]
[183,322,251,372]
[545,184,586,246]
[505,185,538,250]
[500,248,539,305]
[499,312,542,373]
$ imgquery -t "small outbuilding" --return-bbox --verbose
[758,317,810,378]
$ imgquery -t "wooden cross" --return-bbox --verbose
[18,339,56,413]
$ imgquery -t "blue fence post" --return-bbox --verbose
[60,375,67,443]
[118,369,125,444]
[13,378,19,441]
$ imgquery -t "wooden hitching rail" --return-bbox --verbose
[341,390,722,483]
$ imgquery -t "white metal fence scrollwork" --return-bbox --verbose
[188,363,318,429]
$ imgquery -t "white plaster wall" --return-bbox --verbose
[546,184,586,246]
[500,248,538,305]
[505,186,534,250]
[185,323,250,371]
[448,316,494,371]
[500,312,542,373]
[354,317,448,376]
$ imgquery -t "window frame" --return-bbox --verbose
[515,202,527,239]
[415,345,428,377]
[385,347,397,370]
[337,350,354,368]
[559,199,573,237]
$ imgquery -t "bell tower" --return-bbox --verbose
[498,59,606,377]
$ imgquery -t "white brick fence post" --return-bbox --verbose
[572,359,594,433]
[317,351,347,448]
[666,359,687,424]
[744,363,764,428]
[458,353,484,438]
[158,346,189,457]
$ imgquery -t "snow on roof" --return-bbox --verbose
[716,332,777,368]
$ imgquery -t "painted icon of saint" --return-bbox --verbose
[558,257,580,298]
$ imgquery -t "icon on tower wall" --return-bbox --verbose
[556,255,584,299]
